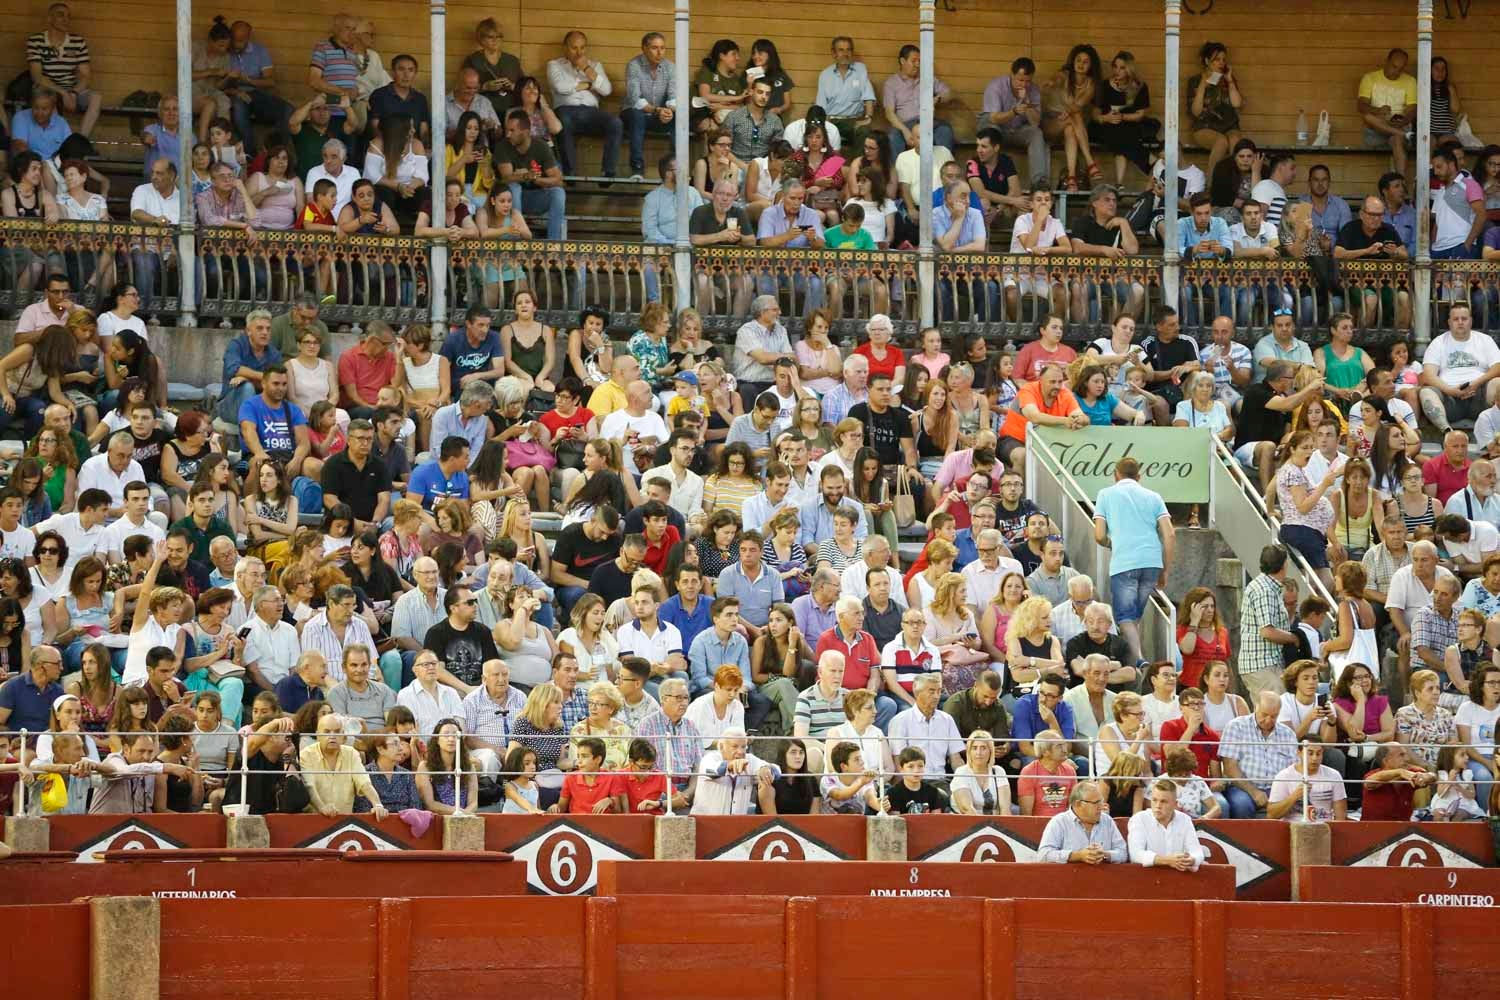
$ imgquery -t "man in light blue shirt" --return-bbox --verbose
[1093,458,1173,666]
[1037,782,1129,863]
[799,466,867,549]
[430,382,494,467]
[755,181,826,311]
[934,181,992,319]
[641,154,701,245]
[1300,164,1352,242]
[621,32,677,177]
[1179,192,1233,322]
[1380,171,1417,256]
[11,92,72,160]
[815,37,876,148]
[715,533,785,633]
[687,596,751,696]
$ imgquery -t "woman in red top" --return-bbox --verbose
[853,314,906,388]
[1176,587,1230,689]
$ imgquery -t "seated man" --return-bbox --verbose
[1068,185,1145,322]
[1266,739,1348,821]
[1219,691,1298,818]
[495,109,567,240]
[688,179,756,317]
[1127,779,1207,870]
[1357,48,1417,178]
[10,90,73,161]
[1037,781,1127,863]
[882,44,954,158]
[26,3,99,137]
[754,180,826,314]
[547,31,621,177]
[622,33,676,180]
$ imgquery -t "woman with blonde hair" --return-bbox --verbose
[906,538,957,611]
[925,572,986,692]
[506,680,571,807]
[1094,692,1151,774]
[557,592,619,688]
[951,729,1012,815]
[1101,751,1149,816]
[569,680,632,769]
[1089,50,1160,185]
[497,499,550,580]
[1005,596,1065,694]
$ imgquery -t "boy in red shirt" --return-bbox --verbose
[619,738,670,814]
[301,178,338,231]
[559,737,622,814]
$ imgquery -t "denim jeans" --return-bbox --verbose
[229,89,293,156]
[754,272,824,314]
[1108,566,1161,625]
[556,105,622,176]
[887,118,955,158]
[1181,282,1234,327]
[620,108,672,174]
[1223,784,1261,818]
[873,693,900,732]
[557,584,589,619]
[510,183,567,240]
[939,278,1001,321]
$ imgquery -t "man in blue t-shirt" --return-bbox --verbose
[1092,456,1173,666]
[406,435,472,518]
[440,305,505,387]
[237,364,311,478]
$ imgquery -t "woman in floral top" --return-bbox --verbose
[1396,668,1458,769]
[629,302,677,387]
[379,500,425,586]
[1273,430,1338,592]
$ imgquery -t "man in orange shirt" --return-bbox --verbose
[998,362,1089,469]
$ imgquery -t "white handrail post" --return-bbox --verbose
[1413,0,1434,348]
[917,0,936,327]
[428,0,449,328]
[175,0,197,328]
[673,0,693,311]
[239,731,249,812]
[16,729,28,815]
[1161,0,1182,314]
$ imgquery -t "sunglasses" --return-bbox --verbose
[1272,307,1294,317]
[37,547,60,555]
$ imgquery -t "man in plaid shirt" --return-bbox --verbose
[635,678,703,797]
[1237,546,1301,700]
[1409,575,1460,697]
[1218,691,1298,817]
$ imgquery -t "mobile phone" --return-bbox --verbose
[237,626,253,640]
[1460,382,1472,392]
[1316,692,1328,709]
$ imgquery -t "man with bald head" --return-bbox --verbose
[1218,689,1299,817]
[1424,429,1473,507]
[588,353,641,419]
[547,30,621,178]
[446,64,500,133]
[689,178,756,315]
[600,379,669,468]
[1334,194,1411,329]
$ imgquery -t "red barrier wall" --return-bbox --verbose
[694,815,868,860]
[1328,821,1496,868]
[596,861,1236,901]
[0,851,525,906]
[901,815,1293,901]
[8,894,1500,999]
[1298,865,1500,906]
[0,903,88,998]
[482,815,656,895]
[47,813,226,854]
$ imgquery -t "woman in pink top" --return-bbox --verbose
[979,572,1028,680]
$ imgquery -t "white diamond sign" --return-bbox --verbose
[916,824,1039,863]
[73,820,188,863]
[1194,829,1277,891]
[707,822,847,861]
[295,819,409,852]
[507,821,640,895]
[1349,832,1483,869]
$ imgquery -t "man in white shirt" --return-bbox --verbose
[1267,740,1348,821]
[1433,514,1500,578]
[240,585,302,690]
[1127,779,1207,870]
[642,429,703,520]
[547,30,620,178]
[0,489,35,561]
[397,648,465,737]
[304,137,359,217]
[616,585,688,689]
[225,557,266,630]
[1419,302,1500,433]
[102,482,165,561]
[840,535,906,606]
[1444,460,1500,531]
[127,160,183,316]
[962,528,1022,613]
[779,435,818,510]
[78,432,146,520]
[741,462,797,530]
[34,488,111,576]
[1351,369,1419,440]
[599,380,668,469]
[1250,153,1295,229]
[887,674,964,778]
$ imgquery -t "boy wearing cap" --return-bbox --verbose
[666,369,708,421]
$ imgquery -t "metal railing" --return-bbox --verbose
[447,240,675,327]
[0,219,178,314]
[1209,434,1338,610]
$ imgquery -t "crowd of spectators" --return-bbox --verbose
[0,270,1490,827]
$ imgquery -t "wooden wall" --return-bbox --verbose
[5,0,1499,191]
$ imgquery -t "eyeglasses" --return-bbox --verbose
[977,546,999,555]
[457,598,478,606]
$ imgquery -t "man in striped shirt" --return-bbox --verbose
[793,651,848,742]
[308,15,361,121]
[26,3,100,136]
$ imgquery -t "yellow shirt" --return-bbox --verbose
[445,144,494,202]
[588,380,629,419]
[1359,69,1417,116]
[299,742,380,814]
[667,393,710,420]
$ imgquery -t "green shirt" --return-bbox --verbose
[271,313,331,360]
[169,514,236,565]
[824,224,875,250]
[494,137,558,189]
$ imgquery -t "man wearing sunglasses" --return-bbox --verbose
[420,586,499,693]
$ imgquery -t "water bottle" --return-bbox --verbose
[1296,109,1309,145]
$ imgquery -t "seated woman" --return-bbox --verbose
[1187,41,1244,179]
[1088,51,1160,186]
[566,307,613,390]
[1332,660,1396,808]
[363,114,429,223]
[1092,691,1152,775]
[951,730,1012,815]
[1072,362,1146,426]
[414,177,480,242]
[337,179,402,304]
[786,123,845,227]
[500,290,557,395]
[629,302,678,391]
[495,584,558,689]
[473,187,532,309]
[1042,44,1102,191]
[745,139,793,224]
[693,129,746,202]
[506,681,572,809]
[702,442,759,518]
[492,377,556,515]
[569,680,632,769]
[415,719,479,815]
[245,144,304,232]
[446,110,496,212]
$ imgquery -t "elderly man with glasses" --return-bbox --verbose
[1038,780,1127,863]
[241,585,302,693]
